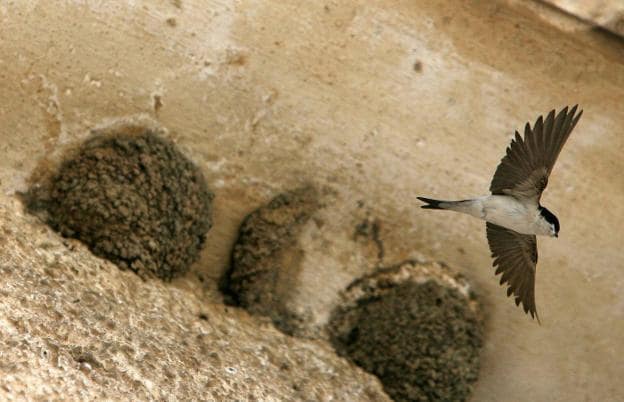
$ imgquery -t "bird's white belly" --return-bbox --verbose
[475,195,540,235]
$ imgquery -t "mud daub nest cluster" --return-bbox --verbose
[25,129,213,280]
[225,189,484,402]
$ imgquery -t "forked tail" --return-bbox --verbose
[418,196,478,218]
[417,196,447,210]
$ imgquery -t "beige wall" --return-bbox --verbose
[1,1,623,400]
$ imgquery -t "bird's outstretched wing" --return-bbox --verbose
[486,222,540,322]
[490,106,583,203]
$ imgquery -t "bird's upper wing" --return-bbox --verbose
[490,106,583,203]
[486,222,539,321]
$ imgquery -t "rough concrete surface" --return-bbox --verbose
[1,0,624,401]
[0,196,389,401]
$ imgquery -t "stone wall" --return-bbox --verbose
[1,1,623,400]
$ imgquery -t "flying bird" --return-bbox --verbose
[418,106,583,322]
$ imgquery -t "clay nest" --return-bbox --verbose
[328,262,483,402]
[221,187,319,334]
[23,128,213,280]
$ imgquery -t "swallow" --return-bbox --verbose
[418,106,583,321]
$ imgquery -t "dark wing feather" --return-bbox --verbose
[490,106,583,202]
[486,222,540,322]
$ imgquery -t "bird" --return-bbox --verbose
[417,106,583,322]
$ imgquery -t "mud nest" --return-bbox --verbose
[25,129,213,280]
[329,279,483,402]
[222,187,318,333]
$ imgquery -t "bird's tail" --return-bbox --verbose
[417,196,471,211]
[417,196,449,210]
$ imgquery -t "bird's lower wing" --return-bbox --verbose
[486,222,540,322]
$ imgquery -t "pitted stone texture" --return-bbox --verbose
[0,196,390,401]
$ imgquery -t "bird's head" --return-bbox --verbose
[539,206,560,238]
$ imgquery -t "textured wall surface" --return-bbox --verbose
[1,0,623,401]
[0,195,389,401]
